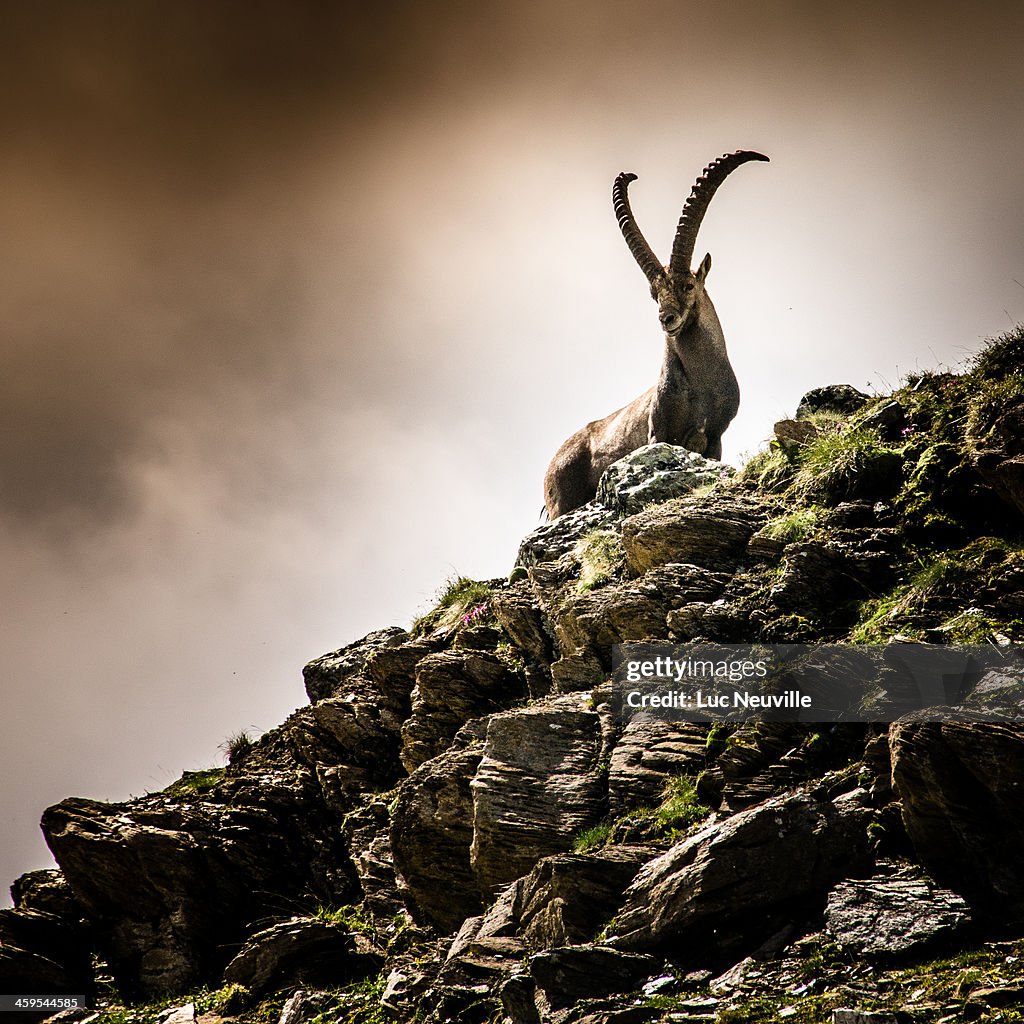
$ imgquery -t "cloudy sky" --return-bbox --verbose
[2,0,1023,899]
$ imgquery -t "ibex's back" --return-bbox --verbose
[544,151,768,519]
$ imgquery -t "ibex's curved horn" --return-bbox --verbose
[669,151,769,274]
[613,172,664,287]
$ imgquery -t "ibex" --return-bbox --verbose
[543,150,768,519]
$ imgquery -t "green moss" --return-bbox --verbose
[196,984,252,1016]
[851,536,1024,642]
[574,529,624,592]
[705,722,729,759]
[311,904,405,952]
[316,974,391,1024]
[937,608,1020,644]
[160,768,224,799]
[411,575,493,636]
[494,640,527,674]
[850,587,921,643]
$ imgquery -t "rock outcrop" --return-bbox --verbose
[5,333,1024,1024]
[889,718,1024,928]
[470,694,606,896]
[825,870,972,961]
[610,788,872,957]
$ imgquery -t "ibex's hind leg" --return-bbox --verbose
[544,434,595,519]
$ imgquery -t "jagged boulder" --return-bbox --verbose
[611,789,873,956]
[41,730,356,998]
[11,869,78,918]
[489,579,555,696]
[796,384,870,419]
[222,917,381,996]
[517,503,616,567]
[302,627,410,703]
[553,563,732,665]
[470,694,607,897]
[595,444,731,516]
[825,871,972,961]
[401,650,527,772]
[292,634,437,806]
[621,494,768,574]
[528,945,663,1013]
[477,845,654,949]
[890,718,1024,927]
[342,799,404,917]
[391,723,488,933]
[286,692,404,794]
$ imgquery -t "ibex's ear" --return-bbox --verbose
[696,252,712,282]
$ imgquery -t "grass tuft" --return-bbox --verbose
[220,730,254,765]
[572,822,612,852]
[574,529,624,591]
[761,507,820,544]
[411,575,493,636]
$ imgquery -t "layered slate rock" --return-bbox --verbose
[294,632,437,806]
[302,627,409,703]
[287,691,405,797]
[489,580,555,697]
[890,718,1024,927]
[607,718,708,817]
[470,695,606,897]
[401,651,527,772]
[41,729,356,998]
[554,563,732,664]
[222,917,381,996]
[621,494,768,575]
[595,444,731,516]
[342,798,404,917]
[391,722,488,933]
[528,945,663,1013]
[477,845,653,950]
[825,871,972,961]
[611,789,873,955]
[517,503,616,567]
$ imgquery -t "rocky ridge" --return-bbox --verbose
[3,327,1024,1023]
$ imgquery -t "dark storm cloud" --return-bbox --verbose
[0,0,490,530]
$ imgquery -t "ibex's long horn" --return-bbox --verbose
[669,151,769,274]
[613,172,664,287]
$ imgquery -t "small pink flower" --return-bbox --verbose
[461,603,489,625]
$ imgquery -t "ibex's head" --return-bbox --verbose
[613,151,769,338]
